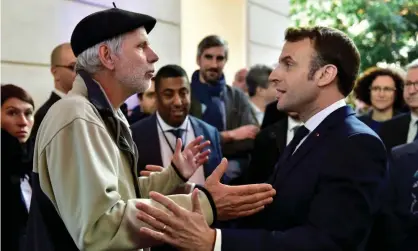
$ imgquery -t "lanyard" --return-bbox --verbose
[157,118,189,154]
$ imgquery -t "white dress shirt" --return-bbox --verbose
[407,112,418,143]
[156,113,205,185]
[213,99,347,250]
[20,174,32,211]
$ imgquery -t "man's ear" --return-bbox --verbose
[98,44,115,70]
[317,64,338,87]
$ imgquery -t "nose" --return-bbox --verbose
[147,47,159,64]
[172,93,182,106]
[269,68,282,87]
[17,114,30,127]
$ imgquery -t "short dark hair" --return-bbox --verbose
[353,67,405,110]
[154,64,189,92]
[285,26,360,96]
[246,64,273,97]
[1,84,35,109]
[197,35,228,60]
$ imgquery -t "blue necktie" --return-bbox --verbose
[413,121,418,141]
[167,129,185,151]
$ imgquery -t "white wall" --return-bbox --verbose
[180,0,247,85]
[247,0,291,67]
[1,0,181,110]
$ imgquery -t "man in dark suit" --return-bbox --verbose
[189,35,259,180]
[379,59,418,151]
[31,43,76,139]
[388,140,418,250]
[135,26,388,251]
[238,112,302,185]
[131,64,223,185]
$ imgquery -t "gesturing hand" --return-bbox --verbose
[139,165,164,177]
[136,189,216,251]
[206,158,276,220]
[171,136,211,180]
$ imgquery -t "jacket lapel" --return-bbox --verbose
[275,117,288,153]
[189,117,212,178]
[274,106,355,187]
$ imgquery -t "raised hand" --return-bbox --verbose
[171,136,211,180]
[140,165,164,177]
[206,158,276,220]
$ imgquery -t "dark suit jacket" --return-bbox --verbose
[379,113,411,151]
[236,117,288,185]
[261,100,288,129]
[131,114,223,180]
[220,106,388,251]
[31,92,61,139]
[190,84,257,158]
[382,141,418,251]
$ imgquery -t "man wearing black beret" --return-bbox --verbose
[23,5,276,251]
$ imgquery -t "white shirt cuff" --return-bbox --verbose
[213,229,222,251]
[189,182,196,193]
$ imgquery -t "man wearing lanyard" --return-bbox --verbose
[132,64,224,186]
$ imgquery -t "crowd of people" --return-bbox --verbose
[1,4,417,251]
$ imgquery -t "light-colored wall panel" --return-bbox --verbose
[248,4,290,48]
[248,43,281,67]
[1,64,54,110]
[78,0,180,24]
[249,0,290,15]
[1,0,181,110]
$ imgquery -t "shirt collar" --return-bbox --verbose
[287,116,303,131]
[156,112,190,132]
[250,102,263,114]
[304,99,346,132]
[53,88,67,98]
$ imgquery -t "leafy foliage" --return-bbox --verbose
[290,0,418,71]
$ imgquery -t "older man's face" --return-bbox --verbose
[114,27,159,94]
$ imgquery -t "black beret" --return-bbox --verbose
[71,5,156,57]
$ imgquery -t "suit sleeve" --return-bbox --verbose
[44,119,215,251]
[220,134,388,250]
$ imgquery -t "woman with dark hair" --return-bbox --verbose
[1,84,35,251]
[354,67,405,133]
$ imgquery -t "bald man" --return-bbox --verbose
[232,68,248,94]
[31,43,76,139]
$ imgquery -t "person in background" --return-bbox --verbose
[246,64,275,126]
[31,43,76,139]
[1,84,35,251]
[232,68,248,94]
[379,59,418,151]
[132,64,223,186]
[189,35,259,181]
[354,67,405,133]
[129,78,157,124]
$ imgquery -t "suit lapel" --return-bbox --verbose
[190,117,212,178]
[399,114,411,143]
[274,106,355,187]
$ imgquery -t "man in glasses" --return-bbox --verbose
[31,42,76,139]
[379,58,418,151]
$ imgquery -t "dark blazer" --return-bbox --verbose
[190,84,257,157]
[379,113,411,151]
[261,100,288,129]
[236,117,288,185]
[358,110,403,134]
[220,106,388,251]
[382,141,418,251]
[131,114,223,180]
[31,92,61,139]
[1,129,33,251]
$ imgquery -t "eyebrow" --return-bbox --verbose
[279,55,295,63]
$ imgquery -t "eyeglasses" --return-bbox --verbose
[55,64,76,71]
[370,86,396,93]
[402,81,418,90]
